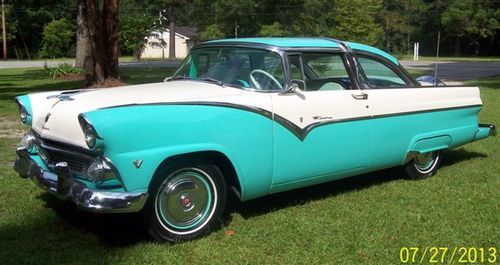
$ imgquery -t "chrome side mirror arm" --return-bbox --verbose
[279,83,299,95]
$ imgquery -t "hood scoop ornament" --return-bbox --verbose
[47,94,75,101]
[46,89,94,101]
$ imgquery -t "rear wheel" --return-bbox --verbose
[144,161,226,242]
[405,151,442,180]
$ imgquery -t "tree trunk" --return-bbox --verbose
[103,0,119,78]
[454,37,461,56]
[75,0,93,75]
[85,0,108,84]
[406,33,410,55]
[384,20,391,52]
[83,0,121,86]
[168,6,176,59]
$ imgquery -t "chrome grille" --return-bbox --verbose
[31,132,96,174]
[45,149,92,173]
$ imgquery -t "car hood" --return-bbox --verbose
[30,81,269,147]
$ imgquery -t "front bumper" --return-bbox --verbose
[14,147,148,213]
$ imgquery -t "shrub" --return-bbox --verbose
[201,24,225,40]
[44,63,84,79]
[39,18,76,58]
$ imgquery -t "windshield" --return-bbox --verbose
[171,47,285,90]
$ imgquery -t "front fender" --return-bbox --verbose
[82,104,274,201]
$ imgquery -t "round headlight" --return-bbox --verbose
[19,108,28,123]
[84,124,97,149]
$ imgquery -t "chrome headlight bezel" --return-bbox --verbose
[14,96,32,125]
[78,114,103,151]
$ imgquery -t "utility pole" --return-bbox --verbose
[1,0,7,60]
[159,10,165,59]
[234,22,239,38]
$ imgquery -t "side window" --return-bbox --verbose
[357,56,408,88]
[305,54,349,79]
[262,52,285,87]
[288,55,303,80]
[287,53,352,91]
[288,54,306,90]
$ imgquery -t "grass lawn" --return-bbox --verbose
[0,68,498,264]
[399,55,500,62]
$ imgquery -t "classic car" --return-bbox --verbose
[14,37,495,242]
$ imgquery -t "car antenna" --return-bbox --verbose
[433,31,441,86]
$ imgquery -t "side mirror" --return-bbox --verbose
[280,83,299,95]
[280,79,307,94]
[416,75,446,87]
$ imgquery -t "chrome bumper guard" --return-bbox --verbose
[14,147,148,213]
[479,123,496,136]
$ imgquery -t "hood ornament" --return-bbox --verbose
[47,94,75,101]
[47,89,93,101]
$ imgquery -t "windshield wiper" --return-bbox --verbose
[166,76,226,87]
[197,77,224,87]
[166,76,191,81]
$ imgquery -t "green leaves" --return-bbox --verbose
[259,22,286,37]
[201,24,225,40]
[39,18,75,59]
[44,63,85,79]
[330,0,384,46]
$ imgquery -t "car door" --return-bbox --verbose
[271,52,372,187]
[353,53,458,169]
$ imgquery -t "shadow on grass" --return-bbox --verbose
[0,148,486,258]
[440,148,487,166]
[468,75,500,89]
[0,69,86,101]
[41,194,150,245]
[231,148,486,220]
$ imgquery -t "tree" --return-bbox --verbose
[200,24,224,40]
[39,18,75,58]
[259,22,286,37]
[442,0,474,55]
[8,0,76,58]
[76,0,93,71]
[466,2,500,55]
[378,0,426,54]
[119,0,158,59]
[83,0,120,85]
[289,0,335,36]
[331,0,384,46]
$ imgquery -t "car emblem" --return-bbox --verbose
[133,160,143,168]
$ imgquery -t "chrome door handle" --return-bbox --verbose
[352,93,368,100]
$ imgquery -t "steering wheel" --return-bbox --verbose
[249,69,283,90]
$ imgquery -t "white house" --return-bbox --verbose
[141,27,198,59]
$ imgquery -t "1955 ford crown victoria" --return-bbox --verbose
[14,38,495,242]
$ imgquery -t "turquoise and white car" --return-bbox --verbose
[14,38,495,242]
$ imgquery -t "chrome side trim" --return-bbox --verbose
[14,147,148,213]
[98,101,483,141]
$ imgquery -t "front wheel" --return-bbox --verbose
[144,162,226,242]
[405,151,442,180]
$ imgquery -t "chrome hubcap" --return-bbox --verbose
[414,152,436,172]
[156,169,213,230]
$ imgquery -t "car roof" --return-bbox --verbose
[206,37,399,65]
